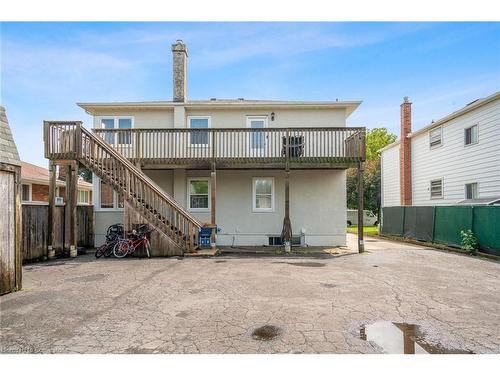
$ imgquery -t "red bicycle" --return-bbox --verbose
[113,225,153,258]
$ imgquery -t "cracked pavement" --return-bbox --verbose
[1,234,499,353]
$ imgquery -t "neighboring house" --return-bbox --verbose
[381,92,500,207]
[20,161,92,205]
[46,40,366,250]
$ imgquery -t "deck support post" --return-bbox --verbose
[357,161,365,253]
[47,161,56,259]
[210,162,217,247]
[65,161,78,257]
[281,129,292,252]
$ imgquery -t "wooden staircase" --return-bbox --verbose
[44,121,202,253]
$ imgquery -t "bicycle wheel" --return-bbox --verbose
[113,241,130,258]
[103,242,115,257]
[95,244,106,259]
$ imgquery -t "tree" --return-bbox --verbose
[79,167,92,183]
[346,128,397,218]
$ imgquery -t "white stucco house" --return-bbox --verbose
[381,91,500,208]
[50,40,366,251]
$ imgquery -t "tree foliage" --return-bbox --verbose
[347,128,397,216]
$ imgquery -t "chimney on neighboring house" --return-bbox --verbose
[400,96,412,205]
[171,40,188,102]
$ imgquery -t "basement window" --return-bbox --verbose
[430,178,443,199]
[268,236,301,246]
[429,127,442,149]
[464,125,478,146]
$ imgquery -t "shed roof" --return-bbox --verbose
[0,106,21,166]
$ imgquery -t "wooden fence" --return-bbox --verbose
[22,204,94,262]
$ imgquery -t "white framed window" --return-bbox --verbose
[464,125,478,146]
[21,183,32,202]
[430,178,443,199]
[246,116,268,151]
[252,177,274,212]
[429,126,442,149]
[98,116,134,145]
[77,189,90,204]
[187,116,211,147]
[97,179,123,210]
[465,182,478,200]
[187,177,210,212]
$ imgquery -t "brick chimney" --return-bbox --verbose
[400,96,412,205]
[171,40,188,102]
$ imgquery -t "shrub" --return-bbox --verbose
[460,230,479,255]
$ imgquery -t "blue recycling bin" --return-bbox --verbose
[199,226,216,248]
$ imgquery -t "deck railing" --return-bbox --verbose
[92,127,366,166]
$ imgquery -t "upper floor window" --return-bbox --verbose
[465,183,478,199]
[21,184,31,202]
[464,125,478,146]
[252,177,274,212]
[429,127,442,149]
[187,178,210,211]
[430,178,443,199]
[188,116,210,146]
[99,117,133,145]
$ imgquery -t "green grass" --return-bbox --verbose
[346,225,379,236]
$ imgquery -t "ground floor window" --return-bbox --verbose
[99,180,123,209]
[253,177,274,212]
[77,189,90,204]
[21,184,31,202]
[187,178,210,211]
[465,182,478,199]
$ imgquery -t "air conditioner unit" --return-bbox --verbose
[55,197,64,204]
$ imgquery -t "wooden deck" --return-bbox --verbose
[92,127,366,169]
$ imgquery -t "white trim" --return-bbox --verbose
[246,115,268,155]
[252,177,275,213]
[187,177,211,212]
[96,115,134,147]
[94,176,124,212]
[464,182,479,200]
[21,183,32,202]
[429,126,443,149]
[464,124,479,146]
[187,116,211,148]
[430,178,444,200]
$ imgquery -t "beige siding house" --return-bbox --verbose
[75,40,364,248]
[381,91,500,207]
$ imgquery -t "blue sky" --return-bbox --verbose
[1,22,499,167]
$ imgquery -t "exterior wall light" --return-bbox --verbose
[271,112,275,121]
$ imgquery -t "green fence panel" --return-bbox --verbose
[473,206,500,256]
[381,207,405,236]
[403,206,435,242]
[434,206,473,247]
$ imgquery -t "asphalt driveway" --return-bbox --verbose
[1,234,499,353]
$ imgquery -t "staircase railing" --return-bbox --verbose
[44,121,202,251]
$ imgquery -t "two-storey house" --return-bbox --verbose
[44,40,366,256]
[381,92,500,208]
